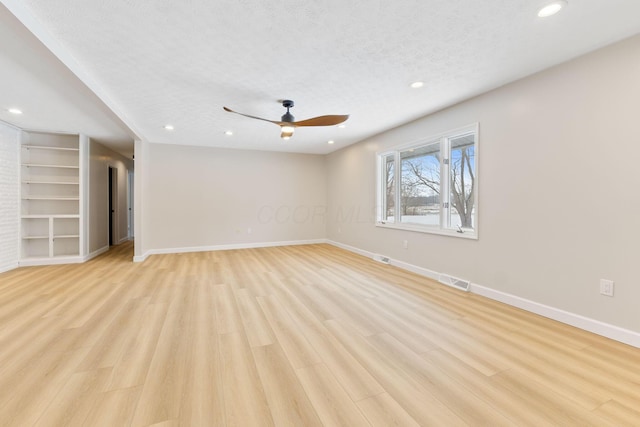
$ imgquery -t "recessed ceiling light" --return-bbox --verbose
[410,81,424,89]
[225,130,233,136]
[338,124,346,129]
[8,108,22,115]
[538,1,567,17]
[164,124,174,130]
[328,140,335,145]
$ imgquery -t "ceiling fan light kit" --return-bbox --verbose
[223,99,349,140]
[280,126,295,140]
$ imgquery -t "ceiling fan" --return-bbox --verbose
[223,100,348,140]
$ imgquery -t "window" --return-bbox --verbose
[377,124,478,238]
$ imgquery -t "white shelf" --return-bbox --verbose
[23,181,79,185]
[21,131,82,262]
[22,163,79,169]
[19,255,83,266]
[23,145,79,152]
[22,214,80,219]
[22,196,80,201]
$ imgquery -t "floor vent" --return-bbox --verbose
[438,274,470,292]
[373,254,391,264]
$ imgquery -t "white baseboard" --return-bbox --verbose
[133,252,149,263]
[84,246,109,262]
[388,258,440,281]
[328,240,440,281]
[13,247,110,268]
[0,261,19,274]
[133,239,327,263]
[117,236,131,245]
[19,256,84,267]
[326,239,640,349]
[327,240,374,259]
[470,283,640,348]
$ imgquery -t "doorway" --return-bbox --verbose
[127,170,134,239]
[108,166,118,246]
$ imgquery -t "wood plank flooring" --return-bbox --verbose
[1,241,639,426]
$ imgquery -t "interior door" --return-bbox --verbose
[109,166,118,246]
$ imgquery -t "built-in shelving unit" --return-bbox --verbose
[20,131,85,265]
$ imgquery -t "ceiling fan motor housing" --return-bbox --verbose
[281,100,295,122]
[281,112,294,122]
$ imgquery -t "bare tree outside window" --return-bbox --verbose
[384,155,395,221]
[377,125,477,236]
[449,135,475,229]
[400,143,440,226]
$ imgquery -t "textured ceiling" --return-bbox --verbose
[2,0,640,155]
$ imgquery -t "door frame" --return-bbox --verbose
[108,166,118,246]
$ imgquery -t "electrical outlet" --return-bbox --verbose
[403,240,408,249]
[247,228,252,234]
[600,279,614,297]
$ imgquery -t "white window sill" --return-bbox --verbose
[376,222,478,240]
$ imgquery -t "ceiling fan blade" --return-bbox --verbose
[292,115,349,127]
[223,106,281,125]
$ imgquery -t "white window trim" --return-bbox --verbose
[376,123,479,240]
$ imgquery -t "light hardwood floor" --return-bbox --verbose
[1,242,639,426]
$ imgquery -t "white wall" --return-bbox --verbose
[88,139,133,255]
[0,121,19,272]
[326,34,640,334]
[142,143,326,253]
[134,139,148,259]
